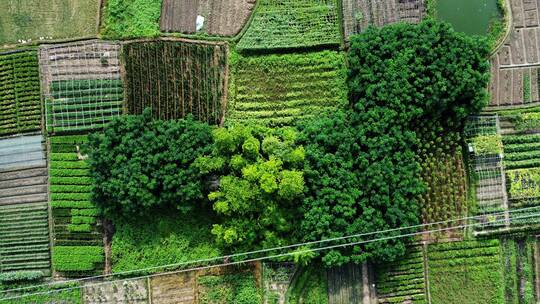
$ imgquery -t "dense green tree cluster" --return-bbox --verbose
[88,20,491,267]
[87,109,213,217]
[298,20,490,265]
[194,125,305,252]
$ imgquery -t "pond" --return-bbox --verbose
[435,0,502,36]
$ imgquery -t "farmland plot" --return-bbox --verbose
[374,246,428,304]
[0,135,51,276]
[417,130,467,240]
[0,202,51,276]
[0,0,100,46]
[151,272,196,304]
[342,0,426,41]
[327,263,364,304]
[83,278,149,304]
[489,0,540,108]
[123,40,227,125]
[49,135,103,276]
[237,0,341,51]
[39,40,124,134]
[0,50,42,137]
[465,116,512,234]
[427,240,505,304]
[263,263,296,304]
[160,0,256,37]
[501,237,536,303]
[228,51,347,126]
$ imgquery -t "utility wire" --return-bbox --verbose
[2,204,538,295]
[2,209,540,301]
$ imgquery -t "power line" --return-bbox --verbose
[2,209,540,301]
[2,204,538,295]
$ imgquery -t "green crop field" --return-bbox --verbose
[0,50,41,137]
[0,0,100,46]
[123,40,228,125]
[428,240,505,304]
[49,135,103,276]
[0,2,532,302]
[237,0,341,51]
[0,203,51,276]
[375,246,428,304]
[228,50,347,126]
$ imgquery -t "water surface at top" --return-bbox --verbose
[436,0,501,36]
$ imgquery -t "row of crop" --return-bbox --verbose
[123,41,227,125]
[0,50,42,137]
[49,135,103,276]
[502,129,540,170]
[0,202,51,276]
[374,246,427,304]
[228,50,347,126]
[501,237,536,303]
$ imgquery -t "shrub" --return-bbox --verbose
[87,109,214,218]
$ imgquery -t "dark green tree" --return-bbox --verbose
[299,20,490,265]
[87,109,213,218]
[348,19,490,127]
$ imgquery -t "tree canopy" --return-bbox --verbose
[298,20,491,265]
[87,109,213,218]
[194,125,305,252]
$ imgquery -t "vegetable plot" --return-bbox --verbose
[428,240,505,304]
[123,40,228,125]
[39,40,124,134]
[417,130,467,239]
[375,246,428,304]
[49,135,103,276]
[228,51,347,126]
[501,237,536,303]
[0,135,51,276]
[342,0,426,41]
[237,0,341,51]
[0,50,42,137]
[0,203,51,276]
[160,0,256,37]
